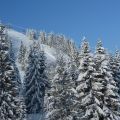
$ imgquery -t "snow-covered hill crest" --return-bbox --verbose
[7,29,56,62]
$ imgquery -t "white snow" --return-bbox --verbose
[27,113,44,120]
[7,29,56,62]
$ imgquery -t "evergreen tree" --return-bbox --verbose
[24,41,49,115]
[75,40,98,120]
[0,24,26,120]
[71,47,80,68]
[68,59,78,88]
[47,32,54,47]
[18,41,27,71]
[9,40,16,61]
[26,29,37,40]
[66,60,79,120]
[91,40,108,120]
[45,56,66,120]
[111,51,120,94]
[18,41,25,63]
[9,40,22,92]
[40,31,46,44]
[75,40,120,120]
[45,55,76,120]
[103,62,120,120]
[94,41,120,120]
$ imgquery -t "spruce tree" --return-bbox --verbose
[0,24,26,120]
[18,41,24,63]
[68,58,78,88]
[24,41,49,115]
[70,44,80,68]
[45,56,66,120]
[9,40,22,93]
[75,40,99,120]
[9,40,16,61]
[112,51,120,94]
[40,31,46,44]
[18,41,27,71]
[90,41,108,120]
[47,32,54,47]
[94,41,120,120]
[45,55,76,120]
[66,59,79,120]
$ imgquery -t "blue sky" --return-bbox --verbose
[0,0,120,52]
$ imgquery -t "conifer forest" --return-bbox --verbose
[1,23,120,120]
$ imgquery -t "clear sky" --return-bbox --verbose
[0,0,120,52]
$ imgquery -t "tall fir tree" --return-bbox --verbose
[94,41,120,120]
[111,51,120,95]
[0,24,26,120]
[18,41,27,71]
[75,40,99,120]
[24,41,49,115]
[9,40,22,93]
[45,55,76,120]
[39,31,46,44]
[45,56,66,120]
[47,32,54,47]
[9,40,16,61]
[91,40,108,120]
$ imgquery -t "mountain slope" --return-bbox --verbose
[7,29,56,62]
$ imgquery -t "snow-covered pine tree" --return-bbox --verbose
[0,23,26,120]
[70,45,80,68]
[102,51,120,119]
[47,32,55,47]
[18,41,27,70]
[103,63,120,120]
[65,59,79,120]
[9,40,22,93]
[18,41,25,63]
[68,59,78,88]
[94,41,120,120]
[62,61,77,120]
[62,36,68,54]
[58,35,67,54]
[90,40,109,120]
[75,40,98,120]
[24,41,49,115]
[45,56,66,120]
[112,50,120,95]
[26,29,37,40]
[9,40,16,61]
[39,31,47,44]
[45,54,77,120]
[66,39,72,55]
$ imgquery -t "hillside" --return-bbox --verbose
[7,29,56,63]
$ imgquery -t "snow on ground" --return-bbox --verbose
[7,29,56,62]
[27,113,44,120]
